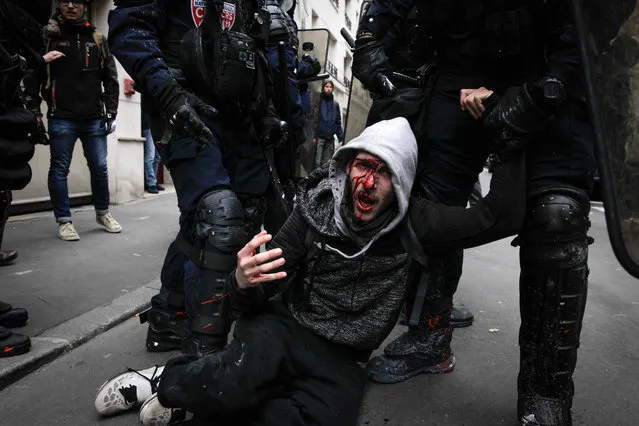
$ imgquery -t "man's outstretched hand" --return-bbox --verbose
[235,231,287,290]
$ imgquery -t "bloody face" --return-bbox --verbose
[348,151,396,223]
[58,0,86,22]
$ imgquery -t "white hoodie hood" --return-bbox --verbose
[327,117,418,258]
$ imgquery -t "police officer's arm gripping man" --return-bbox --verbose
[108,0,217,145]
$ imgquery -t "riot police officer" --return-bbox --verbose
[353,1,594,425]
[108,0,276,356]
[0,0,52,357]
[262,0,321,234]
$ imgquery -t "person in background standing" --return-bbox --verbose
[23,0,121,241]
[313,79,344,169]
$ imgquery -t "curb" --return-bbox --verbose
[0,279,161,390]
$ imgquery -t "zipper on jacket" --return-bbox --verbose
[51,81,56,113]
[77,33,82,68]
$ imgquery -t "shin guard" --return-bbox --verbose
[517,187,591,426]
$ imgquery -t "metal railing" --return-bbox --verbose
[330,0,339,9]
[343,76,351,89]
[345,14,352,30]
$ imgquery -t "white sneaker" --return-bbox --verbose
[139,394,191,425]
[96,212,122,233]
[94,365,164,417]
[57,222,80,241]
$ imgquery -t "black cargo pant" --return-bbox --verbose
[158,302,368,426]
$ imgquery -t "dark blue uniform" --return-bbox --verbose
[356,2,593,425]
[108,0,270,355]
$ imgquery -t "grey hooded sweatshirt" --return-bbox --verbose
[229,117,526,352]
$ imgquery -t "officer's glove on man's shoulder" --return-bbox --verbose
[352,36,391,93]
[483,78,565,164]
[152,78,218,146]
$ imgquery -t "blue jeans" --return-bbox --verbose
[143,128,159,187]
[48,118,110,223]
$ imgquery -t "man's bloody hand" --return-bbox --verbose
[235,231,287,290]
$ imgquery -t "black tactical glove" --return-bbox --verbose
[352,37,392,92]
[260,116,288,148]
[483,82,559,163]
[31,112,49,145]
[298,54,321,79]
[152,79,218,146]
[102,112,117,135]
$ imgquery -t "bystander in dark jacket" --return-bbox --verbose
[313,79,345,168]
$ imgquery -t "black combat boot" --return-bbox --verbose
[145,308,188,352]
[0,326,30,357]
[366,310,455,383]
[450,303,474,328]
[0,300,28,328]
[145,288,189,352]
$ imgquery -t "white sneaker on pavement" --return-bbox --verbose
[57,222,80,241]
[139,394,192,426]
[94,365,164,417]
[96,212,122,233]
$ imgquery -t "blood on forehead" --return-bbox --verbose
[350,154,390,190]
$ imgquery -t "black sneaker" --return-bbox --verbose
[0,326,31,357]
[0,307,28,328]
[147,186,159,194]
[156,184,166,191]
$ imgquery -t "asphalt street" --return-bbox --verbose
[1,193,179,336]
[0,186,638,425]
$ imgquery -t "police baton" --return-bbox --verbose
[340,27,399,98]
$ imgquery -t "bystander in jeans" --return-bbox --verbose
[313,79,344,169]
[23,0,121,241]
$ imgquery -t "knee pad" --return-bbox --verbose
[179,189,247,347]
[520,186,591,249]
[518,186,591,382]
[194,188,247,263]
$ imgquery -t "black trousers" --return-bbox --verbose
[158,302,368,426]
